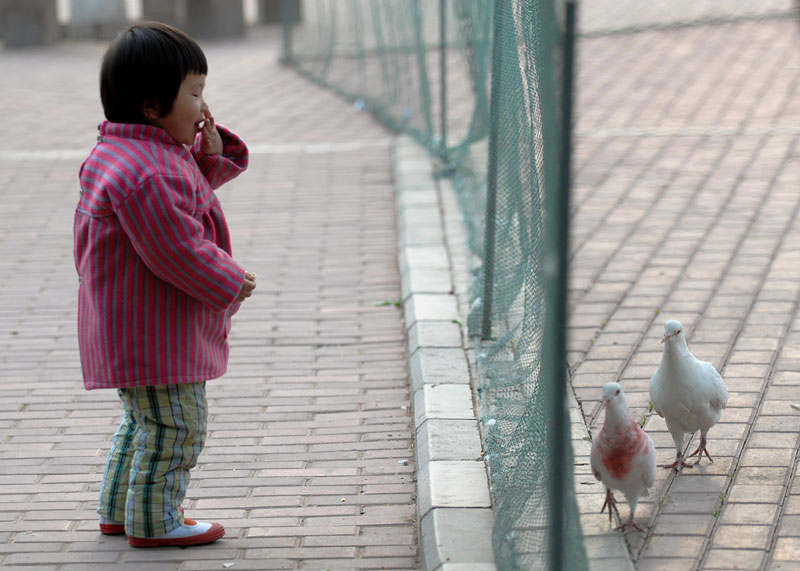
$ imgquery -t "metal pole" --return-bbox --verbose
[480,0,505,340]
[548,1,576,570]
[439,0,448,155]
[281,0,293,62]
[411,0,435,147]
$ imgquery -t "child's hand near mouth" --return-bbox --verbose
[199,108,223,155]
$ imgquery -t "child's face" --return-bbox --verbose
[150,73,209,145]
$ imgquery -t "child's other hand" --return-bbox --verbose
[200,108,223,155]
[235,271,256,302]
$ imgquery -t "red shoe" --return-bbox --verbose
[127,519,225,548]
[99,520,125,535]
[99,507,184,536]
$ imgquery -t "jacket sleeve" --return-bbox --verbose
[116,173,245,312]
[191,124,249,190]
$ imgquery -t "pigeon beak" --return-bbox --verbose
[661,332,671,344]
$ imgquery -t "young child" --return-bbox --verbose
[73,21,256,548]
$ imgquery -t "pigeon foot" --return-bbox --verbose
[615,516,646,534]
[600,489,621,523]
[664,453,691,470]
[686,437,714,464]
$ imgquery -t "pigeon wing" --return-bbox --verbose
[590,431,603,481]
[700,361,728,412]
[640,433,657,496]
[649,368,666,418]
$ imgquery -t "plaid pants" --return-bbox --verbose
[98,383,207,538]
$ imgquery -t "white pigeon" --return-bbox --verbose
[649,320,728,469]
[590,382,657,533]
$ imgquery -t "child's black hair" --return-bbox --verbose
[100,21,208,124]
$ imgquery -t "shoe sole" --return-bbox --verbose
[128,523,225,548]
[99,523,125,535]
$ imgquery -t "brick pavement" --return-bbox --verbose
[4,11,800,571]
[0,29,417,569]
[570,16,800,571]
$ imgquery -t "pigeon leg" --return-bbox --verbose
[616,498,645,533]
[664,451,692,470]
[664,423,690,469]
[616,516,646,534]
[600,488,620,523]
[687,436,714,464]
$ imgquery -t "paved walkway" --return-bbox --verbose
[3,12,800,571]
[0,29,416,570]
[571,15,800,571]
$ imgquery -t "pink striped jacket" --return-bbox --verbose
[74,121,248,390]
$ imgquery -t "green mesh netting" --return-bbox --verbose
[474,2,584,568]
[282,2,799,568]
[282,1,584,569]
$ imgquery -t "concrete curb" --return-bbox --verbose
[393,136,497,571]
[394,134,634,570]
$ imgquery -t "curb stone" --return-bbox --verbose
[393,136,497,571]
[394,135,637,570]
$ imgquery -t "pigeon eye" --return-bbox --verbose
[615,389,620,395]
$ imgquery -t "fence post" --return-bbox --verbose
[439,0,447,156]
[281,0,293,62]
[141,0,185,28]
[0,0,59,47]
[185,0,245,39]
[480,0,505,341]
[547,1,576,570]
[67,0,126,39]
[261,0,300,23]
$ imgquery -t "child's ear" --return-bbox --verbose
[142,100,161,121]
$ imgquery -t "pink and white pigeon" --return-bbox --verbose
[649,320,729,469]
[590,381,657,533]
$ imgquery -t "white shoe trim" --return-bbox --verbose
[157,521,213,539]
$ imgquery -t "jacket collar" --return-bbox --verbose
[98,121,181,146]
